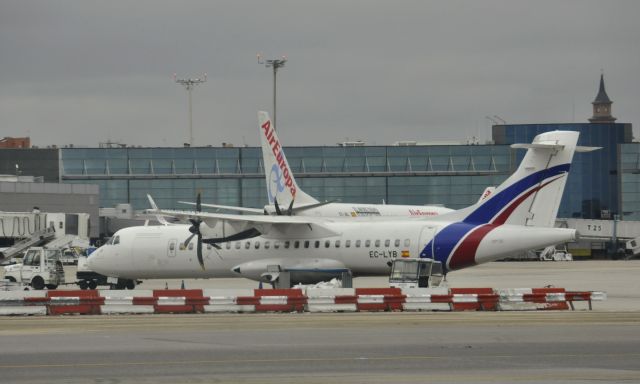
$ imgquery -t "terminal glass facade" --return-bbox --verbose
[61,146,512,211]
[494,123,633,219]
[621,143,640,221]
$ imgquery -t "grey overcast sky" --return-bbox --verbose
[1,0,639,147]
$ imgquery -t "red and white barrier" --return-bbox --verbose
[99,290,155,314]
[0,287,607,316]
[306,288,357,312]
[203,289,255,313]
[0,290,48,315]
[401,287,451,311]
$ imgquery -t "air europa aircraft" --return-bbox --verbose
[87,130,596,285]
[179,111,455,218]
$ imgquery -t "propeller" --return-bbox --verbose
[183,193,205,270]
[273,197,294,216]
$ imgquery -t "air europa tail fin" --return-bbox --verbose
[258,111,318,207]
[435,131,582,227]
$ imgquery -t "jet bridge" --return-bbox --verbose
[0,211,90,262]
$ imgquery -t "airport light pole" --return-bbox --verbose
[174,73,207,146]
[257,54,287,131]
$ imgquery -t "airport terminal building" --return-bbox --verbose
[1,75,638,254]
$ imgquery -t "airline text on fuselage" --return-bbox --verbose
[409,209,438,216]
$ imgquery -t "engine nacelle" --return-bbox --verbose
[231,258,349,285]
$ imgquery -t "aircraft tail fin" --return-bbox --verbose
[147,194,171,226]
[437,131,582,227]
[258,111,318,207]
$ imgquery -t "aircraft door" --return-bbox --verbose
[418,226,438,260]
[167,239,178,258]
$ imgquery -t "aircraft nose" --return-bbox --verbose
[86,248,105,271]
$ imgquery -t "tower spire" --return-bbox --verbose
[589,73,616,123]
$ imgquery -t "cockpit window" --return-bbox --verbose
[113,236,120,245]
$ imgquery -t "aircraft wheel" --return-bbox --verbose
[79,280,89,290]
[31,276,45,290]
[125,280,135,290]
[46,284,58,290]
[88,280,97,290]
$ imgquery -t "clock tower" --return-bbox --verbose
[589,74,616,123]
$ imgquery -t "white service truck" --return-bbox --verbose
[389,258,445,289]
[3,247,65,290]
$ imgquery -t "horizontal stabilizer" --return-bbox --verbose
[576,146,601,152]
[511,142,564,150]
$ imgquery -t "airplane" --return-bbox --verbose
[87,130,596,286]
[177,111,455,218]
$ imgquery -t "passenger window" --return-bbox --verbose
[265,241,270,249]
[325,240,331,248]
[235,242,241,250]
[335,240,341,248]
[356,240,361,248]
[395,239,400,247]
[169,242,175,251]
[404,239,410,247]
[385,239,390,247]
[345,240,351,248]
[206,244,212,250]
[226,242,231,250]
[375,239,381,247]
[315,241,320,248]
[294,241,300,249]
[180,243,186,251]
[245,242,250,250]
[255,241,260,249]
[365,240,371,247]
[188,243,194,250]
[284,241,290,249]
[304,241,310,249]
[274,241,280,249]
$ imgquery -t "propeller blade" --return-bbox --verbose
[196,233,204,270]
[196,193,202,212]
[274,197,282,215]
[183,232,196,248]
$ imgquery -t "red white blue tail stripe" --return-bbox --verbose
[420,163,570,271]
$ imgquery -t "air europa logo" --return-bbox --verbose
[267,164,285,204]
[261,119,296,197]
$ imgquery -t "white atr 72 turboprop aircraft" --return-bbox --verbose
[178,111,457,218]
[88,130,597,285]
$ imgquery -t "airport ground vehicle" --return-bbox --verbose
[76,255,137,290]
[389,258,445,289]
[3,247,65,289]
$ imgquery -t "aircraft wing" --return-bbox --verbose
[150,208,340,238]
[178,201,264,214]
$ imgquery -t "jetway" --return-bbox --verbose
[558,218,640,240]
[0,211,90,262]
